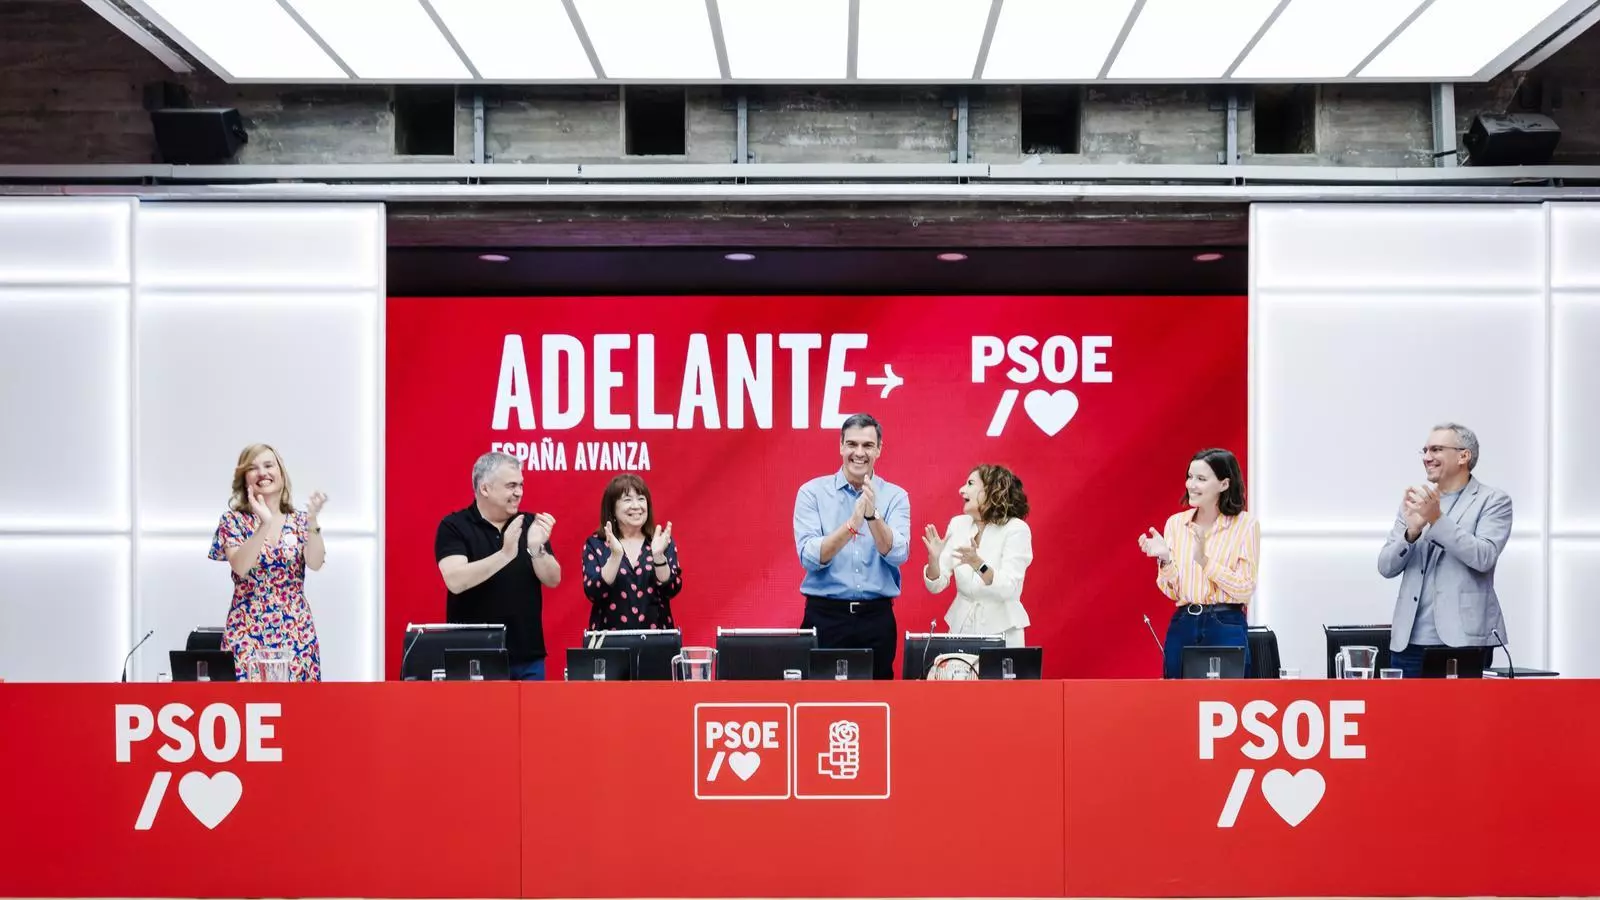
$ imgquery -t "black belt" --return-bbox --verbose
[805,596,893,615]
[1178,602,1245,615]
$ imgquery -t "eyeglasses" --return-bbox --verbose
[1418,445,1465,456]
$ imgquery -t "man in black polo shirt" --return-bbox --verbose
[435,451,561,680]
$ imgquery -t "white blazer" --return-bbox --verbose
[923,515,1034,635]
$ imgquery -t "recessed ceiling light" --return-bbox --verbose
[478,253,511,263]
[724,252,756,261]
[1193,252,1225,263]
[936,252,968,262]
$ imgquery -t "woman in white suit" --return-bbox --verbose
[921,464,1034,647]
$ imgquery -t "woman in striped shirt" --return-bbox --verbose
[1137,448,1259,679]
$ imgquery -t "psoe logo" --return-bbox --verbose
[971,335,1113,437]
[1199,699,1365,828]
[115,702,282,831]
[693,702,891,801]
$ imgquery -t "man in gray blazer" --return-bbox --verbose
[1377,423,1513,678]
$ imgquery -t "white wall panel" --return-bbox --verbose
[1251,202,1577,681]
[1257,291,1545,530]
[0,198,132,285]
[1552,292,1600,532]
[0,537,130,682]
[1551,539,1600,677]
[136,204,383,290]
[0,198,383,683]
[133,536,376,682]
[1550,204,1600,290]
[0,288,130,530]
[1253,205,1546,292]
[135,291,378,533]
[1258,536,1543,677]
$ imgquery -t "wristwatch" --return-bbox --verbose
[978,563,990,575]
[864,513,877,521]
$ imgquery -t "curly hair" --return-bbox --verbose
[973,464,1029,524]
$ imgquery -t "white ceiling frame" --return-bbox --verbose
[99,0,1600,84]
[81,0,193,73]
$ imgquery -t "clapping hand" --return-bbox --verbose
[248,490,280,525]
[1405,483,1441,525]
[306,491,327,524]
[1137,527,1172,564]
[651,522,673,559]
[952,534,982,569]
[921,523,947,560]
[853,480,878,523]
[603,520,625,557]
[501,515,525,558]
[526,512,555,552]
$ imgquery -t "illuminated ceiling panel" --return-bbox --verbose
[105,0,1600,83]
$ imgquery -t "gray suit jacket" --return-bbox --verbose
[1376,476,1513,652]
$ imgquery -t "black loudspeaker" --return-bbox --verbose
[1462,113,1560,166]
[151,108,248,164]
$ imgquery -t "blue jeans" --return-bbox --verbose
[1389,644,1492,679]
[1162,605,1249,679]
[510,659,546,681]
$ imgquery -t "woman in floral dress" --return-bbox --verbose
[208,443,328,681]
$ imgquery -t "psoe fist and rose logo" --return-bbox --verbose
[1200,698,1366,828]
[115,702,282,831]
[694,703,890,800]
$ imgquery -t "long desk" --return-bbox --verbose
[1,680,1595,898]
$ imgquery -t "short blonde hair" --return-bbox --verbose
[229,443,295,515]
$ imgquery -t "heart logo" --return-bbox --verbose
[1260,768,1325,827]
[1023,389,1079,437]
[727,751,762,781]
[178,771,243,829]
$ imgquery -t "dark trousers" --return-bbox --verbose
[509,659,546,681]
[802,597,897,680]
[1389,644,1494,679]
[1162,605,1249,679]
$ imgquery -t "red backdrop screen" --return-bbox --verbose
[385,295,1247,677]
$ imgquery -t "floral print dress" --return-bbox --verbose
[209,510,322,681]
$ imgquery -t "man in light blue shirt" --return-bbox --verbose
[793,413,911,679]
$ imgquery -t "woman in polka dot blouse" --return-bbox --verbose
[580,474,684,631]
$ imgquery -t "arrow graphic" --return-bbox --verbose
[864,364,904,398]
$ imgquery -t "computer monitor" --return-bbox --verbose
[185,627,225,652]
[809,648,873,681]
[903,632,1006,680]
[169,650,236,682]
[717,628,817,680]
[584,629,682,681]
[1422,646,1488,679]
[977,647,1043,680]
[400,624,506,681]
[566,647,633,681]
[444,648,510,681]
[1323,624,1392,679]
[1181,646,1246,679]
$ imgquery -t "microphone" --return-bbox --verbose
[1142,614,1165,655]
[400,624,425,681]
[919,618,937,680]
[120,629,155,683]
[1492,628,1514,679]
